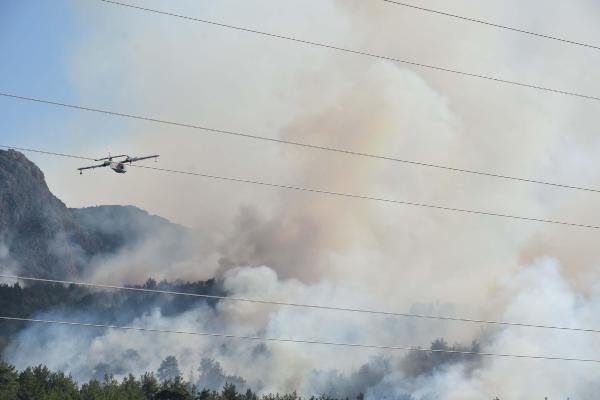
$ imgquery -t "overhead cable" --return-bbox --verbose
[1,91,599,194]
[98,0,600,102]
[3,273,600,334]
[1,144,599,230]
[136,163,600,229]
[1,316,599,363]
[380,0,600,51]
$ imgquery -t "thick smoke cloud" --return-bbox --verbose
[7,0,600,398]
[8,260,600,398]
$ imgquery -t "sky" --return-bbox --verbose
[2,0,600,223]
[3,0,600,398]
[1,0,78,145]
[0,0,128,168]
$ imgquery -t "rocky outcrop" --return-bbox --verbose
[0,149,184,278]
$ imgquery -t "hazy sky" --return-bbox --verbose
[4,1,600,285]
[3,0,600,225]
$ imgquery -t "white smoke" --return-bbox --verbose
[7,259,600,398]
[0,236,21,284]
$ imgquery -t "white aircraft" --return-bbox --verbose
[78,154,159,175]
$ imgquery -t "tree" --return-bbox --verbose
[157,356,182,382]
[16,365,79,400]
[118,374,145,400]
[0,361,19,399]
[102,374,121,400]
[196,358,246,392]
[155,376,191,400]
[197,388,219,400]
[45,370,80,400]
[80,380,103,400]
[221,383,239,400]
[18,365,51,400]
[141,372,159,399]
[241,388,258,400]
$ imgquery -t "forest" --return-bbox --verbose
[0,279,222,352]
[0,339,483,400]
[0,359,367,400]
[0,282,483,399]
[0,354,513,400]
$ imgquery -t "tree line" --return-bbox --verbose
[0,360,365,400]
[0,279,222,352]
[0,339,484,400]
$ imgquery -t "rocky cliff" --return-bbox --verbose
[0,149,185,279]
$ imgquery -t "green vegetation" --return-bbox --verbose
[0,279,222,352]
[0,360,362,400]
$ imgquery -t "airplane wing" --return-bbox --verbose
[95,154,128,161]
[127,155,159,163]
[77,162,109,172]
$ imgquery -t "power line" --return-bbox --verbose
[380,0,600,51]
[0,145,93,161]
[1,315,599,363]
[136,164,600,229]
[1,91,600,195]
[2,144,599,230]
[3,273,599,335]
[98,0,600,102]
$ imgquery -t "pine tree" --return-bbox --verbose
[18,365,51,400]
[155,376,191,400]
[0,361,19,400]
[221,382,239,400]
[141,372,160,398]
[119,373,145,399]
[81,380,104,400]
[157,355,182,382]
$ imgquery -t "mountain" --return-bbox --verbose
[0,149,186,279]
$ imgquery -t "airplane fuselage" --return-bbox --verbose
[77,153,158,174]
[110,161,126,173]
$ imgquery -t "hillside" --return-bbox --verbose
[0,149,186,278]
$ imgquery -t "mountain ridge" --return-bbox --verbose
[0,149,185,279]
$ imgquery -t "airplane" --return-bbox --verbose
[78,154,159,175]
